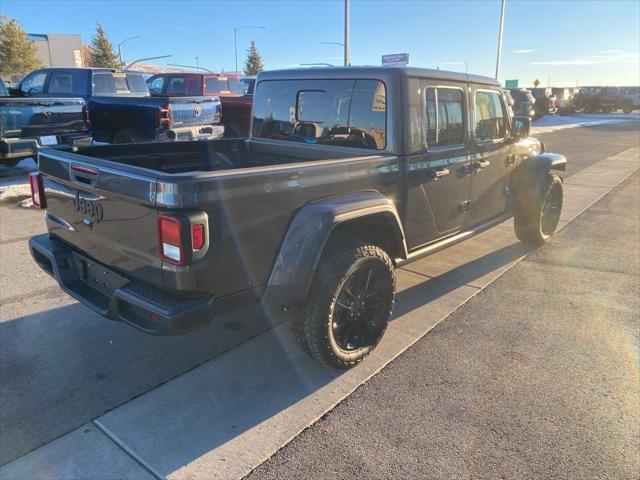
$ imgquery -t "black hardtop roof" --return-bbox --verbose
[257,66,500,87]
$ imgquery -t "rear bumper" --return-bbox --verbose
[158,124,225,142]
[0,133,92,161]
[29,233,215,335]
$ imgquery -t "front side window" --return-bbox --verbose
[166,76,187,95]
[475,90,507,142]
[425,87,465,148]
[20,71,47,95]
[47,70,88,96]
[252,79,387,150]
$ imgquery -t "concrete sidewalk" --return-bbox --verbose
[249,171,640,480]
[1,147,638,480]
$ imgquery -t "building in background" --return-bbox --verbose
[27,33,83,68]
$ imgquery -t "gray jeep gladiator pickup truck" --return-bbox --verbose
[29,67,566,368]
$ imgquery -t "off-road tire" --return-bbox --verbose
[293,240,395,369]
[515,174,563,246]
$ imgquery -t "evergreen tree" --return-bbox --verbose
[243,40,264,75]
[88,22,118,68]
[0,15,42,75]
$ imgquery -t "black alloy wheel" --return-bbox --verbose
[331,261,393,351]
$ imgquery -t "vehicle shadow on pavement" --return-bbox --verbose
[394,241,537,319]
[1,238,536,473]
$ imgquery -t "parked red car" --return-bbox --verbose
[147,72,253,137]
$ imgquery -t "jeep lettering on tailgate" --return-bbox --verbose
[73,191,103,223]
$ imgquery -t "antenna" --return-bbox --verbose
[125,55,172,70]
[167,63,215,73]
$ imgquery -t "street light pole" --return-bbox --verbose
[344,0,350,66]
[117,35,141,69]
[234,25,266,75]
[495,0,505,80]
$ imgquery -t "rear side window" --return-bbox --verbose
[47,70,88,96]
[475,90,507,142]
[425,87,465,148]
[252,79,387,150]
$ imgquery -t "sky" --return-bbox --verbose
[2,0,639,87]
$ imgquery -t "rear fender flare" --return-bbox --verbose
[263,191,406,311]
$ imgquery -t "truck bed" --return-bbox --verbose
[58,138,367,174]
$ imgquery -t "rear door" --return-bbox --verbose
[407,84,472,246]
[468,88,515,224]
[38,149,162,287]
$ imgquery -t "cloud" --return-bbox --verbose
[531,51,639,66]
[515,49,536,54]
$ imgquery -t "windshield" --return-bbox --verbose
[93,72,149,96]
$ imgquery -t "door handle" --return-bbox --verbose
[505,153,516,165]
[429,167,450,179]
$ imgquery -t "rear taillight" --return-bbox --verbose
[157,103,172,127]
[29,172,46,209]
[192,224,205,250]
[82,105,91,129]
[158,215,183,264]
[157,215,209,265]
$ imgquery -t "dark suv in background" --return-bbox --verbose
[530,88,558,117]
[508,88,536,119]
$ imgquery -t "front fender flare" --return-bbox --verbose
[263,191,406,312]
[512,152,567,207]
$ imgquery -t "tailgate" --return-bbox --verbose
[168,97,220,127]
[0,98,86,138]
[38,149,163,288]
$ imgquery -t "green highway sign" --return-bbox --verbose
[505,79,519,88]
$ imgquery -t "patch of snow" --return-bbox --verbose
[0,180,31,204]
[17,197,34,208]
[16,157,37,171]
[531,113,640,134]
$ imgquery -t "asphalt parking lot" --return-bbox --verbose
[249,169,640,480]
[0,119,639,478]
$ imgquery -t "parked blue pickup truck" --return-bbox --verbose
[11,68,223,144]
[1,76,92,165]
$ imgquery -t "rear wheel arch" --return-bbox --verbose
[326,211,407,263]
[263,193,406,313]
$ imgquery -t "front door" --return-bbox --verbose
[469,89,515,224]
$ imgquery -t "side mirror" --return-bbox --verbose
[512,116,531,140]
